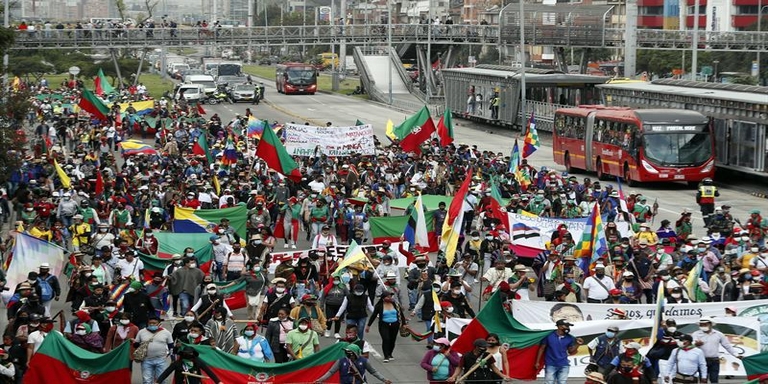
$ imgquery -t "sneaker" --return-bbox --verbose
[324,330,330,338]
[283,244,289,248]
[383,358,390,363]
[334,333,341,339]
[425,343,434,349]
[291,244,297,249]
[389,356,395,361]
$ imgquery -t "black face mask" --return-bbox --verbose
[619,366,632,374]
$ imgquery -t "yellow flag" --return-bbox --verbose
[432,289,443,333]
[332,241,368,276]
[212,175,221,196]
[385,119,396,140]
[53,159,72,189]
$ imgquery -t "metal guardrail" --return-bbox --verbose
[10,25,768,52]
[518,100,572,133]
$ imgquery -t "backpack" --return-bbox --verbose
[39,276,55,302]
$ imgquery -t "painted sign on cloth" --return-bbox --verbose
[508,212,632,249]
[448,316,763,379]
[511,299,768,324]
[283,123,376,156]
[267,242,411,274]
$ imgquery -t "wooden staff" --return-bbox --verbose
[457,356,492,383]
[182,371,209,379]
[52,310,65,333]
[195,299,219,321]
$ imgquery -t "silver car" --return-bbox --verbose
[231,83,257,102]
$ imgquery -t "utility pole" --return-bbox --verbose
[691,0,700,79]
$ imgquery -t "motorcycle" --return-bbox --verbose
[206,90,233,105]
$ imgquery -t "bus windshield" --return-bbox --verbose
[286,69,316,85]
[642,130,711,166]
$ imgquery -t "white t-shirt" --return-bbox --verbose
[116,258,145,280]
[583,275,615,300]
[28,331,52,353]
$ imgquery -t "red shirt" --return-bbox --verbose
[181,199,201,209]
[35,202,56,218]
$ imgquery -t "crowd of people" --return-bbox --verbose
[0,75,766,384]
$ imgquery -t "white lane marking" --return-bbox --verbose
[368,346,382,358]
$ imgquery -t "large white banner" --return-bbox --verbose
[446,316,763,380]
[283,123,376,157]
[509,212,633,249]
[511,299,768,323]
[267,242,411,274]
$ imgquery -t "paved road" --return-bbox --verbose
[41,79,763,383]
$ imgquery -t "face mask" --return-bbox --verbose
[452,289,462,295]
[106,306,116,312]
[446,307,454,313]
[699,326,711,332]
[147,325,159,332]
[189,263,197,268]
[184,316,195,322]
[697,247,706,252]
[30,322,40,328]
[84,273,92,277]
[562,328,570,334]
[751,247,759,253]
[485,236,493,240]
[620,366,633,374]
[276,287,286,294]
[745,275,753,281]
[667,327,677,333]
[244,330,255,337]
[595,273,605,278]
[605,331,616,338]
[741,237,750,242]
[299,324,308,331]
[565,278,574,284]
[671,293,681,298]
[472,236,480,241]
[207,289,217,294]
[188,332,200,339]
[186,253,195,257]
[147,233,154,237]
[662,276,671,281]
[677,340,686,348]
[75,330,87,336]
[432,345,442,351]
[354,291,364,296]
[254,240,262,245]
[99,228,107,232]
[120,319,130,325]
[333,280,340,286]
[126,288,135,294]
[433,287,440,293]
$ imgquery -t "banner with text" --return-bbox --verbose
[447,316,763,379]
[267,242,410,274]
[509,213,633,249]
[284,123,376,157]
[511,299,768,324]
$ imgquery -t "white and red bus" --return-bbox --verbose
[553,106,715,186]
[275,63,318,95]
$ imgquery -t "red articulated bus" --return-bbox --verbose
[275,63,318,95]
[553,106,715,186]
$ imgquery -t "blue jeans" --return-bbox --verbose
[424,319,435,344]
[178,292,193,315]
[544,365,569,384]
[213,261,223,281]
[346,317,367,341]
[408,289,418,311]
[141,356,167,384]
[706,358,720,383]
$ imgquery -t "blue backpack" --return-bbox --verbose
[39,276,54,302]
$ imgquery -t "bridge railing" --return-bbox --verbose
[11,25,767,51]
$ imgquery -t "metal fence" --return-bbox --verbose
[11,25,768,52]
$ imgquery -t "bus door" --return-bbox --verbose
[584,111,597,172]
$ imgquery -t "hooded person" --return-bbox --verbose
[314,344,392,384]
[67,322,104,353]
[155,346,224,384]
[191,283,232,325]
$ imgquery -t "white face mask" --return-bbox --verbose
[184,316,195,322]
[751,247,759,253]
[188,332,200,339]
[699,326,711,332]
[472,237,480,241]
[667,327,677,333]
[207,289,217,294]
[299,324,308,331]
[186,253,195,257]
[119,319,130,325]
[189,263,197,268]
[446,307,454,313]
[453,289,461,295]
[676,340,686,348]
[105,306,116,312]
[276,287,286,293]
[84,273,92,277]
[75,330,87,336]
[671,293,681,299]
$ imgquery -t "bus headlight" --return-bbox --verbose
[641,159,659,174]
[700,160,714,173]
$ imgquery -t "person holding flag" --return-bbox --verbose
[314,344,392,384]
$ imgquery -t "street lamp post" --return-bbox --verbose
[713,60,719,82]
[758,3,767,83]
[519,0,526,124]
[691,0,701,80]
[388,0,393,105]
[3,0,9,88]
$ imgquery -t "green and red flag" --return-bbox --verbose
[191,133,214,164]
[216,279,247,310]
[436,108,454,146]
[744,349,768,381]
[451,291,553,380]
[256,120,302,182]
[393,105,436,154]
[78,88,110,120]
[187,339,346,382]
[137,232,215,280]
[25,331,131,384]
[96,68,115,95]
